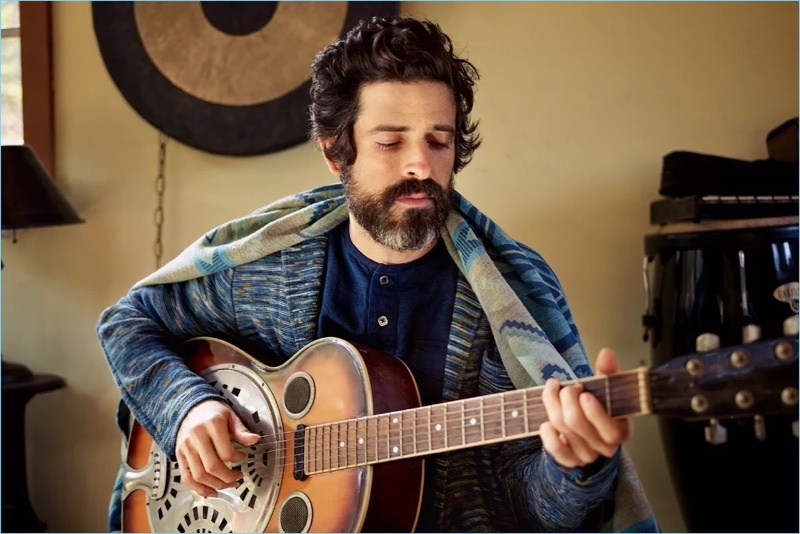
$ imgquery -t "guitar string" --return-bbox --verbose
[207,372,700,459]
[176,367,788,482]
[174,378,657,477]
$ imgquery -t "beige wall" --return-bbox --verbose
[2,2,796,531]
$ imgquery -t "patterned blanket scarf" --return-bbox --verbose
[135,183,658,532]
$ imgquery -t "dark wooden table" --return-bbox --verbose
[2,373,66,533]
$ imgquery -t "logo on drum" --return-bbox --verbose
[773,282,799,313]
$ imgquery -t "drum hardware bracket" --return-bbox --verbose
[792,421,798,438]
[641,257,654,342]
[704,418,728,445]
[753,414,767,441]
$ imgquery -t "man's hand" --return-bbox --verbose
[539,348,631,468]
[175,399,261,497]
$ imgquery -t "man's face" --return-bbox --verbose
[342,80,457,252]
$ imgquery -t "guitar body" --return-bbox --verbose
[121,337,424,533]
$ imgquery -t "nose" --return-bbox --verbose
[402,143,432,180]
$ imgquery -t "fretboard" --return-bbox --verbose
[304,368,650,474]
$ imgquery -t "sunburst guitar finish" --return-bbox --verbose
[120,337,424,533]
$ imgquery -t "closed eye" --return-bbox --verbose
[376,141,400,150]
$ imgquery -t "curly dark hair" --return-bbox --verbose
[309,15,481,174]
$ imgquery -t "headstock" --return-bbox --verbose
[649,336,798,424]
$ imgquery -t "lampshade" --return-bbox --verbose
[2,144,84,231]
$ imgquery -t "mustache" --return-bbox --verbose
[382,178,448,204]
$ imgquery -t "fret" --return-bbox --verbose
[445,401,464,448]
[522,390,530,434]
[322,424,331,472]
[401,410,415,457]
[305,426,314,473]
[463,398,482,445]
[377,414,390,461]
[500,395,505,438]
[482,394,503,442]
[430,404,446,451]
[388,412,402,459]
[356,417,366,465]
[339,421,353,467]
[346,419,357,468]
[503,390,525,437]
[337,421,347,469]
[367,416,378,464]
[414,406,430,454]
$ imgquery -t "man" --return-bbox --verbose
[98,15,657,532]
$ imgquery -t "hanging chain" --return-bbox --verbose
[154,133,168,269]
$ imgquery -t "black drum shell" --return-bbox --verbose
[644,223,798,533]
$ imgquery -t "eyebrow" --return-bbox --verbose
[367,124,456,134]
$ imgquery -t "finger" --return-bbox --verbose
[558,385,603,464]
[539,422,579,468]
[230,415,261,446]
[198,431,242,487]
[595,348,618,376]
[177,448,217,498]
[541,378,565,430]
[579,392,631,452]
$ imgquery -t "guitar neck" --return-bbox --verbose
[303,368,650,474]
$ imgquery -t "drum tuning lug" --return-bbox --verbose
[754,415,766,441]
[792,421,798,438]
[704,418,728,445]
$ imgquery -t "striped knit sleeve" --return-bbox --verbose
[97,269,241,459]
[499,436,620,531]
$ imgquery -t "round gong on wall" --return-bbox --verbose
[92,1,398,156]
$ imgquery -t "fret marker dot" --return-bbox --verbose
[358,438,364,444]
[435,424,442,432]
[340,441,345,448]
[512,410,519,418]
[392,446,399,454]
[392,417,399,424]
[470,418,477,425]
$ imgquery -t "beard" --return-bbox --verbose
[341,167,454,252]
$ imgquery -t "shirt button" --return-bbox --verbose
[377,315,389,327]
[379,275,389,285]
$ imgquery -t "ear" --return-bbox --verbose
[318,137,342,177]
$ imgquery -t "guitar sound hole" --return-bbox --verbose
[279,494,311,533]
[283,374,314,418]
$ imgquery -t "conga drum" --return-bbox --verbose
[643,217,798,532]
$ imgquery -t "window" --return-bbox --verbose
[1,1,23,144]
[1,1,54,174]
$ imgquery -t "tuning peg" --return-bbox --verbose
[695,333,720,352]
[704,418,728,445]
[742,324,761,343]
[754,415,766,441]
[784,315,799,336]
